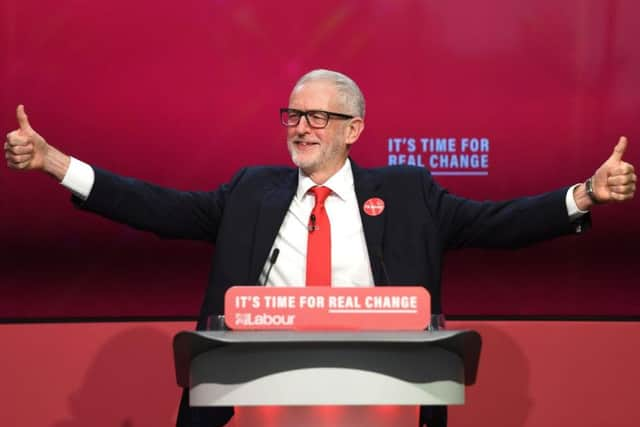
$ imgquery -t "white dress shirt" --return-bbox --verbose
[259,159,375,287]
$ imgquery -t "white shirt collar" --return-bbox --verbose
[296,159,354,202]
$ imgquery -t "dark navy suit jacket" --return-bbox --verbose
[75,161,588,426]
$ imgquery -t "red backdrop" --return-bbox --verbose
[2,321,639,426]
[1,0,639,319]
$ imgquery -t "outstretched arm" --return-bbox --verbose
[4,104,227,241]
[426,137,635,250]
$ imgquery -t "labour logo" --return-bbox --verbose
[363,198,385,216]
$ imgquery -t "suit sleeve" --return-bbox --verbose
[72,166,248,242]
[419,170,591,250]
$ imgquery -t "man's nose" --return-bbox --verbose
[295,114,312,133]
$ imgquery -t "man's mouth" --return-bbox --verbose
[294,140,319,149]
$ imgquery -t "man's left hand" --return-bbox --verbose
[588,136,636,205]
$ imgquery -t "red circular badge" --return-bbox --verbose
[363,197,385,216]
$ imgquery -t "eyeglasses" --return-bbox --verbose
[280,108,355,129]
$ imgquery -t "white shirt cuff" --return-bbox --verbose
[60,156,95,200]
[566,183,589,221]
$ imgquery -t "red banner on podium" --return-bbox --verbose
[224,286,431,331]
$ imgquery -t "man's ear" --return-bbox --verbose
[345,118,365,148]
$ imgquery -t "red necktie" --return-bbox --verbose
[306,186,332,286]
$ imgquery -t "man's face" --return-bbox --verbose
[286,80,354,181]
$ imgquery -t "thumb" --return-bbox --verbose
[16,104,33,132]
[608,136,628,163]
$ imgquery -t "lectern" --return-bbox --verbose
[173,330,481,427]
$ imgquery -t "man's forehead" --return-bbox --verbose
[289,80,339,108]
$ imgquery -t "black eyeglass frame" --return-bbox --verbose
[280,108,355,129]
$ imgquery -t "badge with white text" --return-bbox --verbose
[363,197,385,216]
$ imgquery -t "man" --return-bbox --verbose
[4,69,636,427]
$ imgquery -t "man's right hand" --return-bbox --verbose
[5,105,69,180]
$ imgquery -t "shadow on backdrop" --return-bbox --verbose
[448,323,532,427]
[52,326,178,427]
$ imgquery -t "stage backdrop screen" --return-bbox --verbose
[1,0,638,319]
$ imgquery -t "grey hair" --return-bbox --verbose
[293,69,366,118]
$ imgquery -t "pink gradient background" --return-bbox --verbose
[1,0,639,319]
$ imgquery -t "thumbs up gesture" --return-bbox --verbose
[5,105,49,171]
[5,105,70,180]
[589,136,636,204]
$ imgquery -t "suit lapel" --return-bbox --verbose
[352,161,387,285]
[249,171,298,281]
